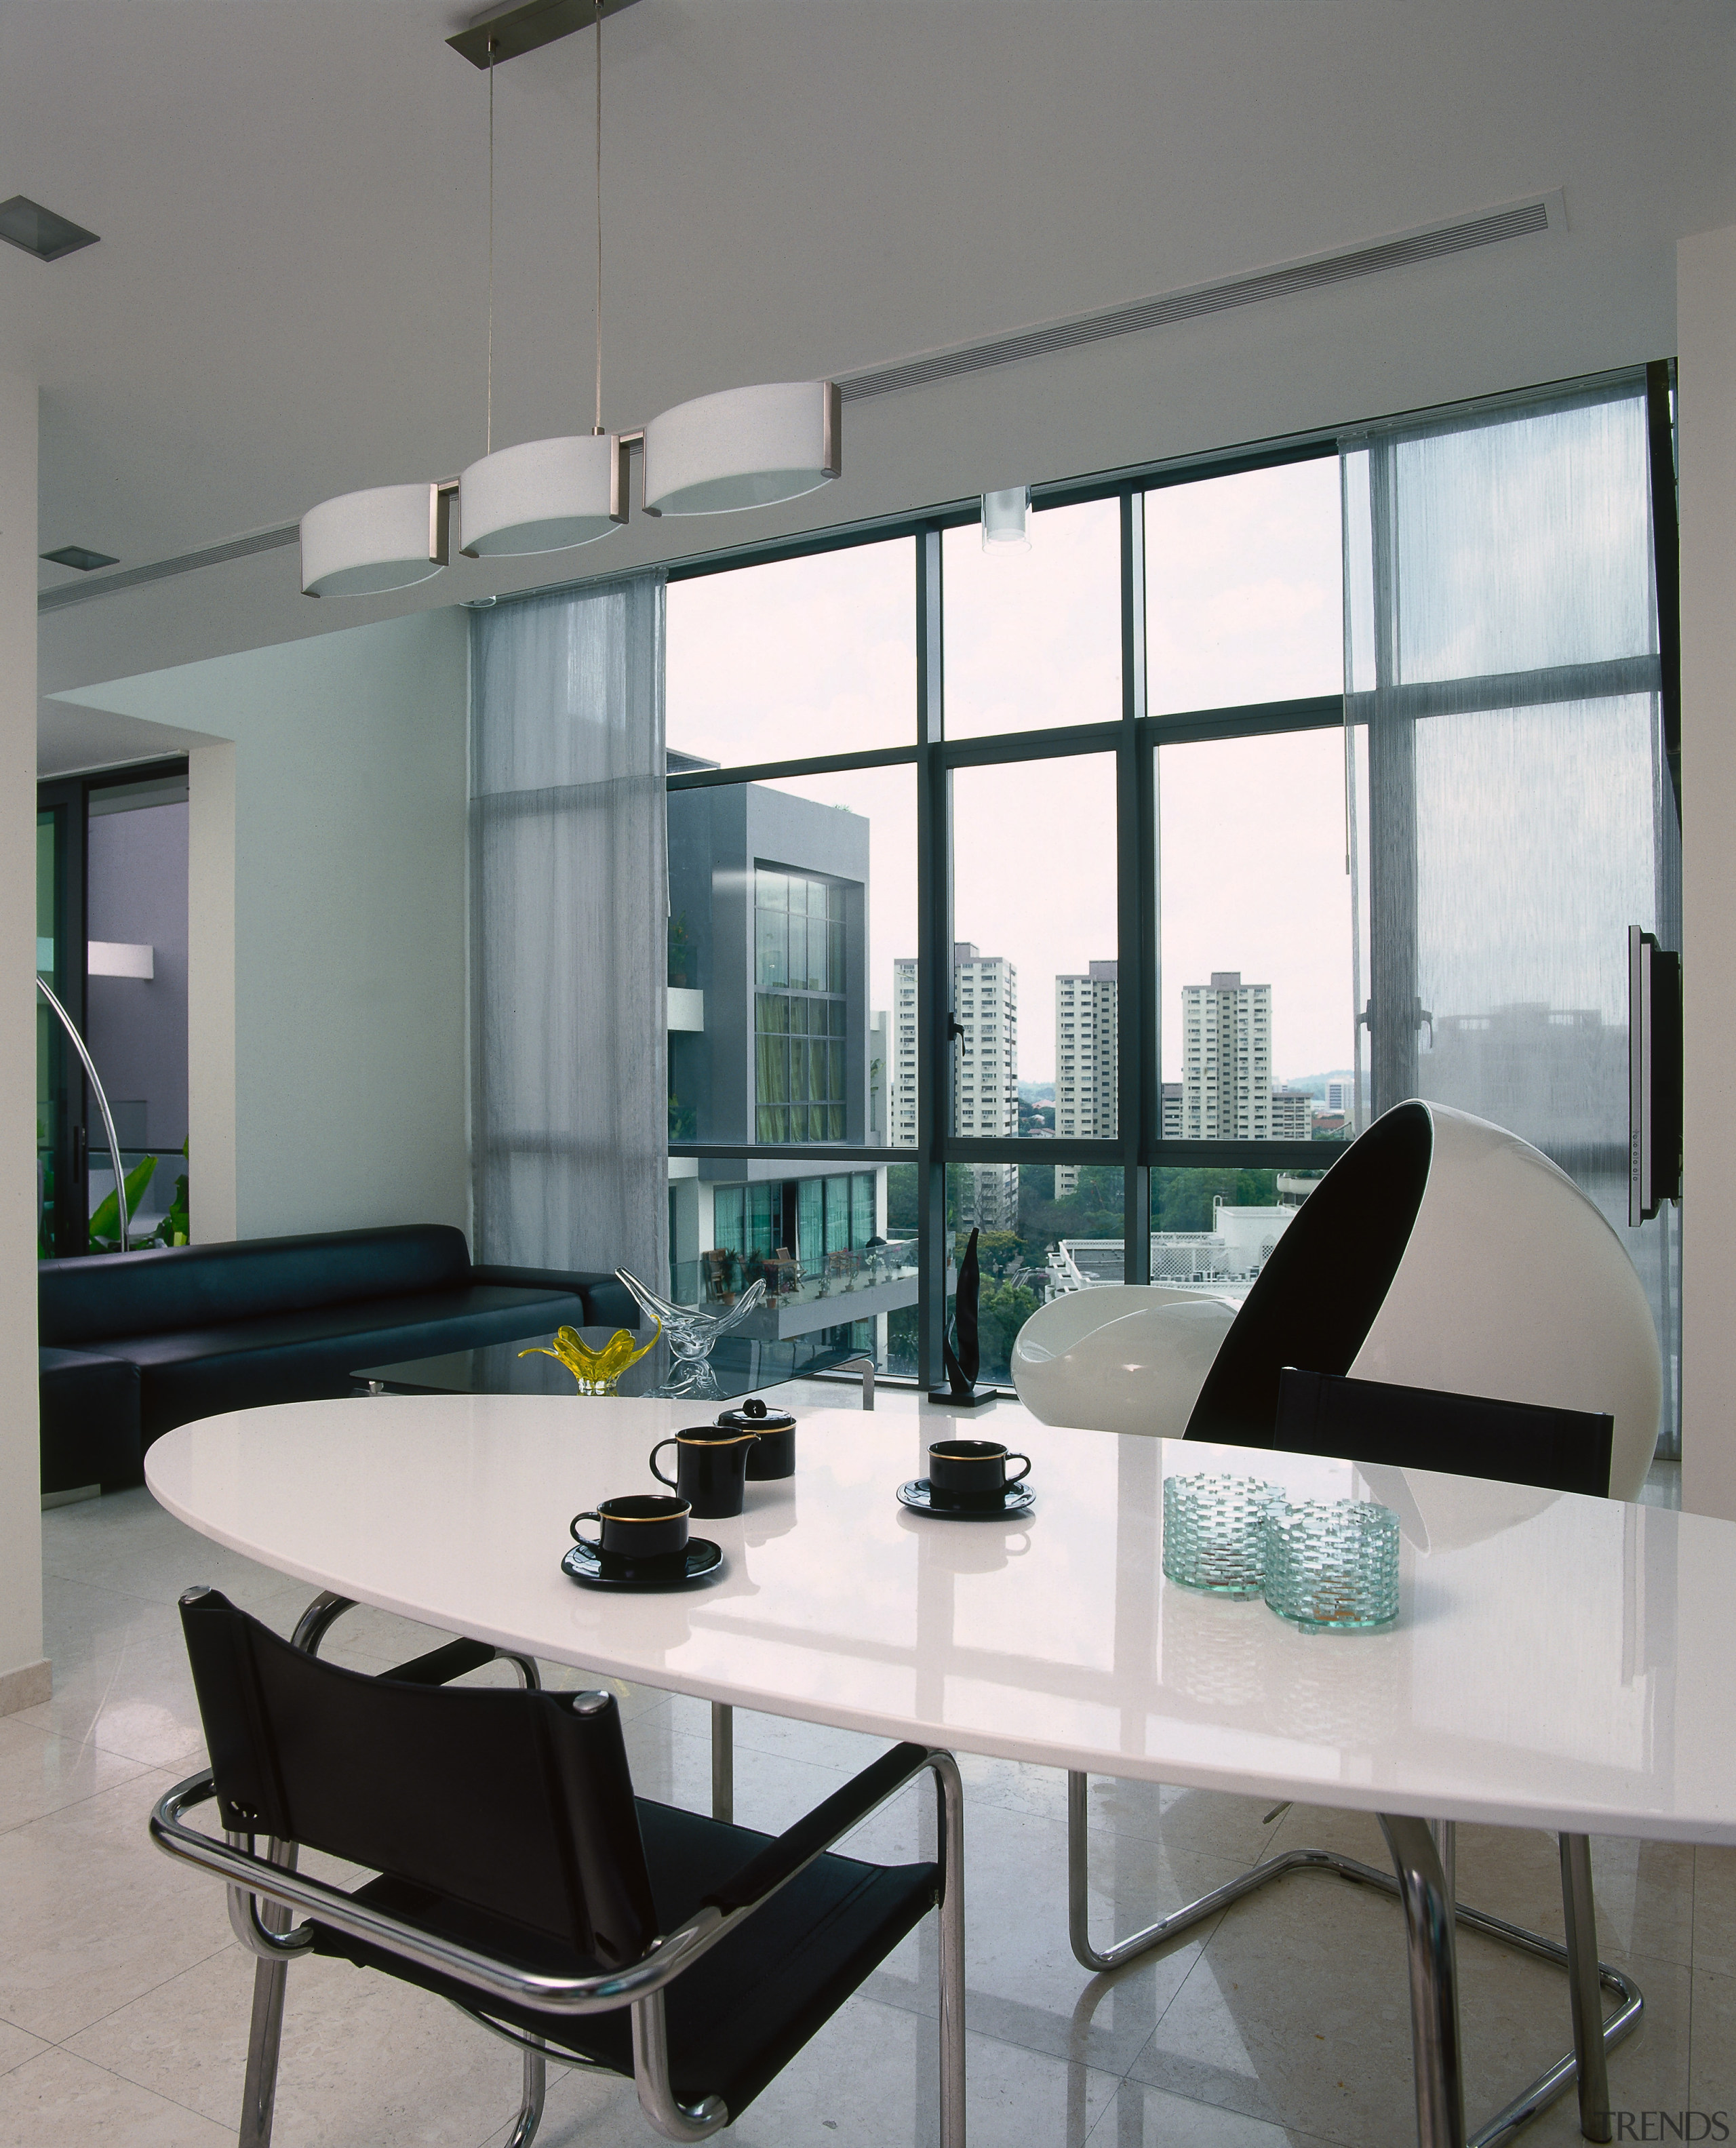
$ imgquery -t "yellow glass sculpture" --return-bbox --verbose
[519,1319,660,1396]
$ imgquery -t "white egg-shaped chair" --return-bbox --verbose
[1184,1099,1663,1500]
[1011,1284,1238,1437]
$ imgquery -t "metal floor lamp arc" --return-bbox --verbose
[37,974,131,1253]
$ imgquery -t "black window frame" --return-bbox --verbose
[663,364,1675,1391]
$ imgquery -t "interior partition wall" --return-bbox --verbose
[650,365,1678,1415]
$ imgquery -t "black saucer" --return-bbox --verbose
[561,1538,724,1591]
[896,1479,1035,1522]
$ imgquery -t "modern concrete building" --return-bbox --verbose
[1270,1088,1313,1139]
[1182,972,1274,1139]
[665,782,915,1353]
[1054,960,1117,1197]
[951,943,1019,1229]
[890,943,1019,1229]
[891,958,920,1150]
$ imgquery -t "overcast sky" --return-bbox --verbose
[667,460,1355,1086]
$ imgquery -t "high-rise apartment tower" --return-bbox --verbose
[1054,960,1117,1197]
[891,944,1019,1228]
[1181,971,1273,1139]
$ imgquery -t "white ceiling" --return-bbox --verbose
[6,0,1733,662]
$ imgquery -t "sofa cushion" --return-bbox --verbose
[39,1347,144,1494]
[39,1226,475,1349]
[112,1285,587,1444]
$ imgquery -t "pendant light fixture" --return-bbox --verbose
[300,482,452,599]
[458,7,622,557]
[298,0,842,599]
[644,380,841,517]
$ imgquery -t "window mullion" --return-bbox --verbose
[915,526,950,1393]
[1118,490,1151,1284]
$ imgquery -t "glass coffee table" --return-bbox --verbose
[353,1325,840,1404]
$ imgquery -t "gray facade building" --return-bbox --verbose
[666,780,911,1349]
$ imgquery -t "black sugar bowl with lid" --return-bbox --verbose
[718,1397,797,1480]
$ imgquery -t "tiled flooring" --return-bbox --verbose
[0,1401,1723,2147]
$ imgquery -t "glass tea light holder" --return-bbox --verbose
[1162,1473,1284,1598]
[1263,1498,1401,1632]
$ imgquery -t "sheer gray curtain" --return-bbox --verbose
[1343,377,1680,1450]
[471,574,668,1292]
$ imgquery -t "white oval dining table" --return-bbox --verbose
[146,1393,1736,2148]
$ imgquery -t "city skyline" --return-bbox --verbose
[889,950,1341,1157]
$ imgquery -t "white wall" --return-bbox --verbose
[1680,225,1736,1522]
[57,612,471,1244]
[0,374,47,1711]
[186,742,236,1241]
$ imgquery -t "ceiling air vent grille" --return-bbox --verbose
[839,196,1558,404]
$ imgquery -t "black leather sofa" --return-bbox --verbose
[38,1225,637,1496]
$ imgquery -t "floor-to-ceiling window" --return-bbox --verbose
[658,367,1678,1433]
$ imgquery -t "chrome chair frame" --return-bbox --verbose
[1065,1781,1638,2148]
[152,1590,966,2148]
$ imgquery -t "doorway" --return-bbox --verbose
[37,760,190,1258]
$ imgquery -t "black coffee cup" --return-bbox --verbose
[570,1493,690,1563]
[717,1397,797,1481]
[651,1427,759,1519]
[928,1439,1031,1508]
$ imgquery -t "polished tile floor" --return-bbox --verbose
[0,1397,1723,2148]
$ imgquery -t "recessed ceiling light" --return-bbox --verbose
[0,197,100,263]
[41,545,119,572]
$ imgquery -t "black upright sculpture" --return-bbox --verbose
[930,1227,993,1408]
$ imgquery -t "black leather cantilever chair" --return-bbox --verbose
[152,1589,964,2148]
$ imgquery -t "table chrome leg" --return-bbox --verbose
[1067,1770,1314,1972]
[1559,1833,1611,2143]
[1380,1812,1466,2148]
[710,1703,733,1823]
[1066,1778,1636,2145]
[1432,1818,1457,1914]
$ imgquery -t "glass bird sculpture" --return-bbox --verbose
[614,1269,768,1400]
[518,1318,660,1396]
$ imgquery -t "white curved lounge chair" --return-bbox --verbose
[1010,1284,1237,1437]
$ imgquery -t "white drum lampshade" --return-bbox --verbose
[1185,1100,1664,1500]
[300,483,450,599]
[643,381,840,516]
[458,435,623,557]
[1011,1284,1238,1437]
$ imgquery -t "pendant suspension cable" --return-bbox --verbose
[486,39,496,456]
[593,0,604,435]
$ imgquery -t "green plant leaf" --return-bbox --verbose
[88,1153,158,1251]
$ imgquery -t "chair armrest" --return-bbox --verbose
[151,1771,722,2013]
[702,1741,935,1914]
[382,1637,497,1685]
[152,1742,953,2016]
[470,1264,615,1301]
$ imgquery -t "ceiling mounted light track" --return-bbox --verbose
[300,0,840,599]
